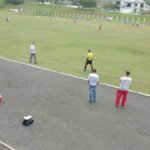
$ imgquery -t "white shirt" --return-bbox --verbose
[30,44,36,54]
[120,76,132,90]
[88,73,99,86]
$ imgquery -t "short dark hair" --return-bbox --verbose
[93,69,97,73]
[88,49,91,52]
[126,71,130,76]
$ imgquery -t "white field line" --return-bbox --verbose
[0,56,150,97]
[38,58,120,78]
[0,141,16,150]
[1,51,149,85]
[36,58,150,86]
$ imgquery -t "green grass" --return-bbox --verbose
[0,10,150,95]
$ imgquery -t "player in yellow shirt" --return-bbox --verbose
[84,49,93,71]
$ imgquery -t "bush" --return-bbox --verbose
[103,4,119,10]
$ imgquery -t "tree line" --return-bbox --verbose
[2,0,96,8]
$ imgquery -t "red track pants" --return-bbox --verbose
[116,89,128,107]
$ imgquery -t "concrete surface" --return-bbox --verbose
[0,58,150,150]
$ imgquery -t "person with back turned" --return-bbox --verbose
[88,69,99,103]
[29,41,37,64]
[115,71,132,108]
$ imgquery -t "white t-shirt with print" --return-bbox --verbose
[120,76,132,90]
[88,73,99,86]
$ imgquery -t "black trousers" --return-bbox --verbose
[30,53,37,64]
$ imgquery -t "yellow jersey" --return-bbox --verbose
[87,52,93,61]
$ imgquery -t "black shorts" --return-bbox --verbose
[85,59,92,65]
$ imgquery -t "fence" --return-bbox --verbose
[21,9,150,25]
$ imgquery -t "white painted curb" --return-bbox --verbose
[0,57,150,97]
[0,141,16,150]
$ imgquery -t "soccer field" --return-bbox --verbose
[0,11,150,94]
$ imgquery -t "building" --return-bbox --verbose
[116,0,150,14]
[97,0,150,14]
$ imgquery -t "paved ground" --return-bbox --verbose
[0,144,12,150]
[0,58,150,150]
[0,141,15,150]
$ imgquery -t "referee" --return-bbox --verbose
[84,49,93,72]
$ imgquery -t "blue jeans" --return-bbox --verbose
[89,85,97,103]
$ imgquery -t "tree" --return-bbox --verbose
[0,0,5,7]
[81,0,96,8]
[6,0,25,4]
[72,0,80,6]
[144,0,150,5]
[72,0,96,8]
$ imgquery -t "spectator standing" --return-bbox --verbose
[116,71,132,108]
[30,42,37,64]
[84,49,93,72]
[88,69,99,103]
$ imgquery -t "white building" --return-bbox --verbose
[117,0,150,14]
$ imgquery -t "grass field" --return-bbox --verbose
[0,9,150,94]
